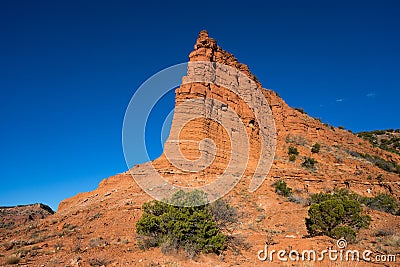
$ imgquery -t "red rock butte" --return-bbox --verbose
[0,30,399,266]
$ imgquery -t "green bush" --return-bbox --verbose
[136,190,226,257]
[273,180,292,197]
[311,143,321,153]
[289,154,296,162]
[302,157,317,170]
[330,226,356,243]
[311,189,400,216]
[288,146,299,156]
[306,189,371,241]
[362,193,399,215]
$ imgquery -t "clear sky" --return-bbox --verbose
[1,0,399,210]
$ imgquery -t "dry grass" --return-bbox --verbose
[5,255,20,264]
[89,257,110,266]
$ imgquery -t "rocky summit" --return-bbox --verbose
[1,31,399,266]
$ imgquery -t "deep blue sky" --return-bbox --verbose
[1,1,399,210]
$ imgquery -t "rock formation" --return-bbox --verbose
[138,30,400,201]
[0,204,54,228]
[0,30,399,266]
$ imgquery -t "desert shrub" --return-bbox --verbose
[311,143,321,153]
[309,188,358,204]
[89,237,108,248]
[359,153,400,174]
[358,130,400,155]
[294,107,306,114]
[338,126,345,130]
[289,154,296,162]
[208,199,238,227]
[306,190,371,241]
[362,194,399,215]
[226,234,252,255]
[302,157,317,170]
[6,255,20,264]
[252,74,259,83]
[374,228,394,237]
[346,150,362,158]
[312,189,400,216]
[0,222,14,229]
[288,195,309,205]
[376,174,384,182]
[160,236,179,254]
[167,189,208,206]
[286,134,307,146]
[89,258,110,267]
[288,146,299,156]
[330,226,356,243]
[62,223,76,230]
[136,234,158,250]
[136,190,226,257]
[374,157,398,173]
[273,180,292,197]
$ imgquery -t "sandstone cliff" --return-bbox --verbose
[1,30,399,267]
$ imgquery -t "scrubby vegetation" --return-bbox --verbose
[294,107,307,114]
[272,180,308,204]
[6,255,21,264]
[362,154,400,174]
[306,189,371,242]
[272,180,293,197]
[357,129,400,155]
[311,143,321,153]
[208,199,238,227]
[362,193,399,215]
[288,146,299,162]
[346,150,400,174]
[302,157,318,170]
[288,145,299,156]
[306,189,400,241]
[310,189,399,216]
[136,190,229,257]
[286,134,307,146]
[89,258,110,267]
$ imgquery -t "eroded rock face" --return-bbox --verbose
[136,30,400,200]
[132,32,277,201]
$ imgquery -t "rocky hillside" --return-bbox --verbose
[0,204,54,228]
[358,129,400,155]
[0,31,399,266]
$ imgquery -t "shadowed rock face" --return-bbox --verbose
[0,204,54,227]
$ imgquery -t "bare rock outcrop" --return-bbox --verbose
[0,203,54,228]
